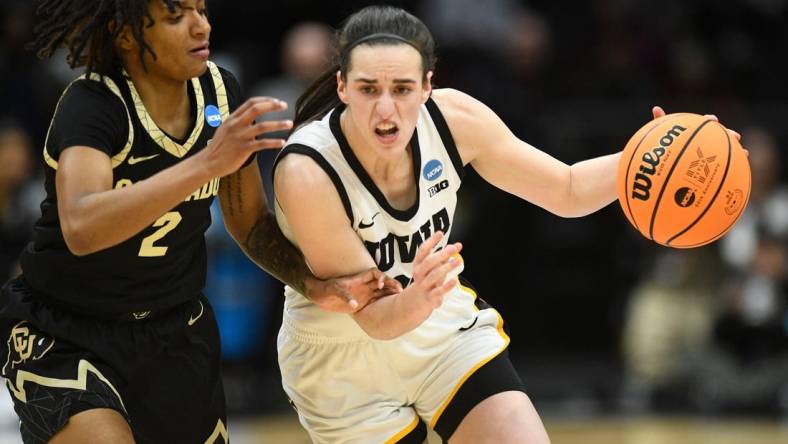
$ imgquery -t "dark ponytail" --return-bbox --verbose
[292,6,437,133]
[292,63,341,135]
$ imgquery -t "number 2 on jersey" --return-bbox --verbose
[138,211,182,257]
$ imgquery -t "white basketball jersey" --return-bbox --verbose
[275,98,466,338]
[273,100,513,443]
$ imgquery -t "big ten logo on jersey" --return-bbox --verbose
[114,177,221,202]
[428,180,449,197]
[364,208,450,288]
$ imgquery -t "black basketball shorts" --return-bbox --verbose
[0,276,227,444]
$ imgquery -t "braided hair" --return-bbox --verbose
[30,0,177,74]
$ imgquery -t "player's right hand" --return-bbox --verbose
[408,231,462,310]
[201,97,294,177]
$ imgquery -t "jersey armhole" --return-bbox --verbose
[44,74,134,170]
[273,144,355,226]
[426,97,465,181]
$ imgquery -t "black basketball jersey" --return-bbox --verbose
[20,62,240,317]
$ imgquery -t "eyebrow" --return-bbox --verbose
[354,78,417,84]
[170,1,201,11]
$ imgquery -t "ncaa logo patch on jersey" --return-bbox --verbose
[205,105,222,127]
[423,159,443,181]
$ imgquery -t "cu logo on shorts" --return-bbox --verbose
[8,322,55,369]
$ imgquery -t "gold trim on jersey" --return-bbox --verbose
[428,285,510,430]
[4,358,127,413]
[123,70,205,158]
[384,414,420,443]
[460,284,510,345]
[43,73,135,170]
[207,61,229,119]
[204,418,228,443]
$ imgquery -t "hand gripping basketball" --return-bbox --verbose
[617,108,750,247]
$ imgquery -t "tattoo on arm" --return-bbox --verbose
[243,211,313,295]
[233,172,243,214]
[224,174,234,217]
[223,172,245,217]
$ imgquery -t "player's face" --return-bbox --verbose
[338,44,432,158]
[124,0,211,80]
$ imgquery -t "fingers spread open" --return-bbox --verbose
[250,137,286,151]
[421,256,461,290]
[231,97,280,120]
[413,231,444,264]
[234,98,287,126]
[252,119,294,136]
[429,278,458,301]
[416,242,462,279]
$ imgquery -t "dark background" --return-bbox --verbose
[2,0,787,420]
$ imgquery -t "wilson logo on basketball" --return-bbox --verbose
[631,125,687,201]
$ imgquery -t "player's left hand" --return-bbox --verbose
[306,268,403,314]
[651,106,746,155]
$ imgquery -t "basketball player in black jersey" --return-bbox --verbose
[0,1,398,443]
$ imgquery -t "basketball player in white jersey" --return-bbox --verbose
[272,6,738,443]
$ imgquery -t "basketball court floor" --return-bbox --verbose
[230,413,788,443]
[0,392,784,443]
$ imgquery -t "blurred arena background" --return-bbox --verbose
[2,0,788,442]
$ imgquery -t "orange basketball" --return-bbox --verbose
[616,113,751,248]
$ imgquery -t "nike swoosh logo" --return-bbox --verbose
[358,212,380,229]
[188,301,204,326]
[128,154,160,165]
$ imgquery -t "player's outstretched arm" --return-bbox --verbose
[432,88,621,218]
[434,91,742,219]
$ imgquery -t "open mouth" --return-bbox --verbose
[374,123,399,138]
